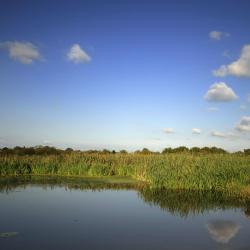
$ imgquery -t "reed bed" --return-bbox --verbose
[0,152,250,197]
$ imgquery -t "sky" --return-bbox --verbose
[0,0,250,151]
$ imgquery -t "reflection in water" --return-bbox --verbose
[139,187,250,218]
[1,176,250,250]
[0,176,143,193]
[1,176,250,218]
[206,220,240,244]
[245,207,250,218]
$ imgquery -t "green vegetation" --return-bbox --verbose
[0,146,250,198]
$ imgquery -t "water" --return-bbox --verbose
[0,177,250,250]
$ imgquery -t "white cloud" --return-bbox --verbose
[213,45,250,77]
[206,220,240,244]
[207,107,219,112]
[67,44,91,63]
[209,31,230,41]
[235,116,250,132]
[204,82,238,102]
[163,128,174,134]
[0,41,42,64]
[211,131,238,139]
[211,131,227,138]
[192,128,201,134]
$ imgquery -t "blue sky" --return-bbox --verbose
[0,0,250,151]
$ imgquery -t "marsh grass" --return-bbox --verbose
[0,152,250,197]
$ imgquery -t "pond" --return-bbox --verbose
[0,176,250,250]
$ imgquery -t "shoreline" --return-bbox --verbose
[1,152,250,198]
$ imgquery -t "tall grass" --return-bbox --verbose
[0,152,250,197]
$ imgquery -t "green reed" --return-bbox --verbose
[0,152,250,197]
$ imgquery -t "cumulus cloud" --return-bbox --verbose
[206,220,240,244]
[163,128,174,134]
[67,44,91,63]
[0,41,42,64]
[192,128,201,134]
[213,45,250,77]
[209,31,230,41]
[235,116,250,132]
[204,82,238,102]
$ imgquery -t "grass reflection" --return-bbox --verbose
[1,176,250,218]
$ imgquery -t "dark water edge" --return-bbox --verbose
[0,176,250,250]
[0,175,142,192]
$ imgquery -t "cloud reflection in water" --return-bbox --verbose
[206,220,240,244]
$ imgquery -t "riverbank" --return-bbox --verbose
[1,152,250,198]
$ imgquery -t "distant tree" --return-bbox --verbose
[13,146,24,155]
[14,146,23,151]
[199,146,227,154]
[141,148,152,154]
[85,150,98,154]
[210,147,227,154]
[200,147,211,154]
[65,148,74,152]
[190,147,201,153]
[24,147,36,155]
[162,147,173,154]
[102,149,111,154]
[244,149,250,155]
[120,150,128,154]
[172,146,189,153]
[35,146,60,155]
[1,147,13,155]
[233,151,243,155]
[134,150,141,154]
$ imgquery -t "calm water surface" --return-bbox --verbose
[0,177,250,250]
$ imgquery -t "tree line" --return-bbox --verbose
[0,145,250,156]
